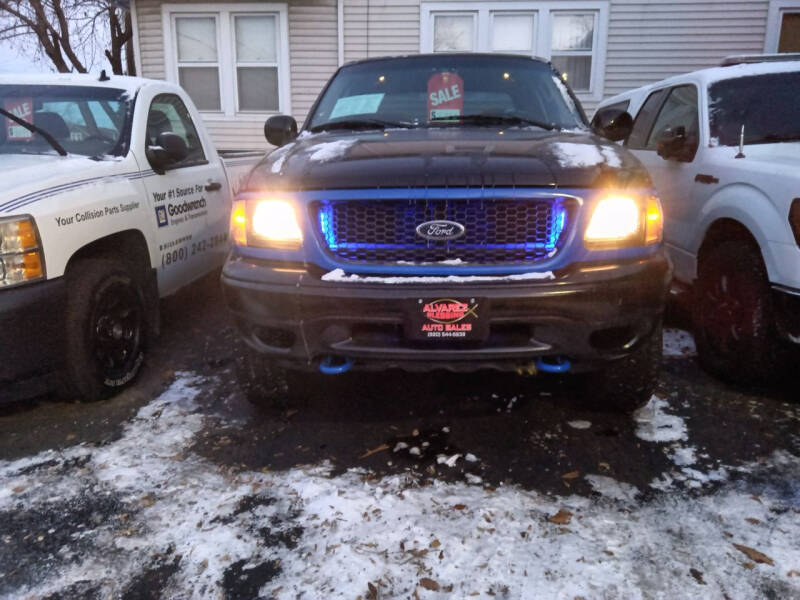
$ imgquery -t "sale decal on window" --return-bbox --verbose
[427,72,464,121]
[4,98,34,140]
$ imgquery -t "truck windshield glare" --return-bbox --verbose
[0,84,133,158]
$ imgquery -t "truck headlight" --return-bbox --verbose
[0,216,45,288]
[230,198,303,249]
[584,194,662,249]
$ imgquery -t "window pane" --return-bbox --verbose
[433,15,474,52]
[552,14,594,51]
[492,14,534,52]
[646,85,698,150]
[709,73,800,146]
[237,66,279,111]
[148,94,206,165]
[176,17,217,62]
[179,67,221,111]
[779,13,800,52]
[551,55,592,91]
[235,15,277,62]
[627,89,667,149]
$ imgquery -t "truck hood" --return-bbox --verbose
[0,154,129,216]
[245,128,650,192]
[735,142,800,170]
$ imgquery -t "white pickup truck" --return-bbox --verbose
[0,73,260,401]
[593,57,800,382]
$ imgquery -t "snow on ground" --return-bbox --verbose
[663,327,697,357]
[1,375,799,599]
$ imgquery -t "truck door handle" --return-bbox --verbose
[205,181,222,192]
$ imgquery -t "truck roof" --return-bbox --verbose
[342,52,551,68]
[0,72,158,95]
[597,58,800,113]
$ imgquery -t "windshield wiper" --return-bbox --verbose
[310,118,415,133]
[430,114,559,131]
[0,108,68,156]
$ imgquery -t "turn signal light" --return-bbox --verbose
[0,216,45,288]
[230,200,247,246]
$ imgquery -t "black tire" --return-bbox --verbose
[65,259,147,401]
[234,340,291,409]
[584,324,663,413]
[693,241,779,384]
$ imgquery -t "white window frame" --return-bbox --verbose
[765,0,800,52]
[162,3,291,120]
[420,1,609,101]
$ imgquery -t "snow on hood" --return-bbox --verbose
[551,141,623,168]
[247,128,648,192]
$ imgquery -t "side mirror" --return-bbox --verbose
[265,115,298,147]
[656,126,695,161]
[593,109,633,142]
[146,131,188,174]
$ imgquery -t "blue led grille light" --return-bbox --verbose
[316,194,569,264]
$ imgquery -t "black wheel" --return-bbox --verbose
[234,340,291,409]
[65,259,147,401]
[584,323,663,413]
[694,241,778,384]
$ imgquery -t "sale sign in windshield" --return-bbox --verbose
[4,98,34,140]
[427,72,463,121]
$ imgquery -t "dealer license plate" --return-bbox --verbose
[406,297,488,341]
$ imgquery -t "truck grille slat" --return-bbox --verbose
[314,197,569,265]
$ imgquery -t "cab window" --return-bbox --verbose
[644,85,699,151]
[625,89,666,149]
[147,94,206,167]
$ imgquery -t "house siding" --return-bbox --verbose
[134,0,772,147]
[134,0,338,150]
[603,0,769,108]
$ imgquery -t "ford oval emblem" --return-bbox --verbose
[415,220,466,242]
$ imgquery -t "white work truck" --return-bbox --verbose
[593,57,800,382]
[0,73,260,401]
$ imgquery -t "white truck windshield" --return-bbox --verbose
[0,85,133,158]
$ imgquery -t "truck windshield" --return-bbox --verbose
[308,55,586,132]
[709,71,800,146]
[0,84,133,158]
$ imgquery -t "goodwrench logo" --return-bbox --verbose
[415,220,466,242]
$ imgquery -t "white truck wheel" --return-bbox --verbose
[64,259,147,401]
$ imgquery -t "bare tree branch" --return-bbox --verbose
[0,0,135,74]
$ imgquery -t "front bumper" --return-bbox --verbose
[222,253,671,373]
[0,278,66,401]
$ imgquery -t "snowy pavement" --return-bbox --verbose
[1,366,798,599]
[1,279,798,599]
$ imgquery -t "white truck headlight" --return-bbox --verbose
[0,216,45,288]
[230,199,303,249]
[584,194,662,249]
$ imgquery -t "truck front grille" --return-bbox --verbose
[313,196,569,265]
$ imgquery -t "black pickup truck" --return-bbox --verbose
[222,53,670,413]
